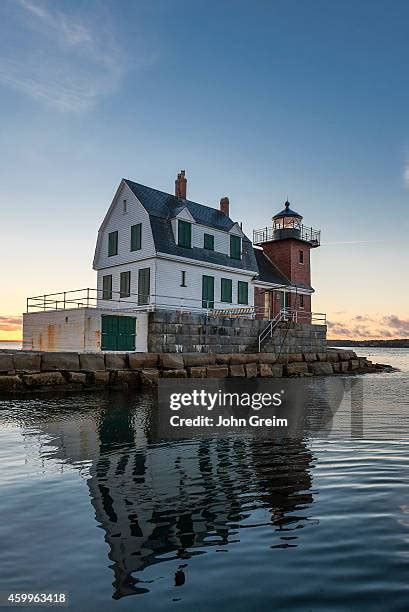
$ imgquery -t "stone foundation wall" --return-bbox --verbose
[147,311,327,354]
[0,349,387,394]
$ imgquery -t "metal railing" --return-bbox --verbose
[26,288,263,318]
[258,308,326,351]
[253,224,321,246]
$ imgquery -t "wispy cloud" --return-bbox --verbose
[0,316,22,332]
[404,164,409,189]
[0,0,127,111]
[327,313,409,339]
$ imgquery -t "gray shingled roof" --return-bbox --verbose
[125,180,235,231]
[124,179,258,272]
[253,249,290,286]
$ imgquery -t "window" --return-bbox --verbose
[204,233,214,250]
[283,292,290,308]
[238,281,248,305]
[221,278,232,303]
[102,275,112,300]
[299,250,304,264]
[178,220,192,248]
[230,235,241,260]
[300,294,304,308]
[123,199,127,214]
[181,271,187,287]
[108,231,118,257]
[120,271,131,298]
[131,223,142,251]
[202,275,214,308]
[138,268,150,305]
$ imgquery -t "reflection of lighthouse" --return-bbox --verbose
[22,394,317,601]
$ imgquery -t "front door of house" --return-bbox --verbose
[277,291,290,312]
[101,315,136,351]
[202,275,214,309]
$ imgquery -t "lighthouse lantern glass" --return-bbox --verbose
[273,215,302,230]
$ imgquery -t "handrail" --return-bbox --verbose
[258,308,326,351]
[26,287,266,319]
[253,224,321,246]
[258,309,291,351]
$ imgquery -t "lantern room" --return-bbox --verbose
[253,200,320,247]
[272,200,303,241]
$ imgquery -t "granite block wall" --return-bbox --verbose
[147,311,327,354]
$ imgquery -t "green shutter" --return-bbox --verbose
[230,235,241,259]
[117,316,136,350]
[204,233,214,250]
[102,275,112,300]
[221,278,232,303]
[138,268,150,305]
[131,224,142,251]
[120,271,131,298]
[101,315,136,351]
[108,231,118,256]
[202,275,214,309]
[238,281,248,305]
[178,220,192,248]
[101,315,117,350]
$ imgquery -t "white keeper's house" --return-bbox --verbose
[23,171,323,352]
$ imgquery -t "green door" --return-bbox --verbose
[202,275,214,309]
[101,315,136,351]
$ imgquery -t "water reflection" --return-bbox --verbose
[13,392,317,600]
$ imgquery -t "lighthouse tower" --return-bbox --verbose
[253,200,321,319]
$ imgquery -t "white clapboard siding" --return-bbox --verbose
[94,182,155,270]
[154,257,254,310]
[96,258,156,309]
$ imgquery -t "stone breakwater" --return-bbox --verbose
[0,349,394,394]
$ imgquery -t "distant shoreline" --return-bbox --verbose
[328,339,409,348]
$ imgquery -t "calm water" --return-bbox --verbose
[0,348,408,611]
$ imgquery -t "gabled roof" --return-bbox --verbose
[125,180,235,231]
[124,179,258,272]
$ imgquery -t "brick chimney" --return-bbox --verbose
[175,170,187,199]
[220,196,230,217]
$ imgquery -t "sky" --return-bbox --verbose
[0,0,408,341]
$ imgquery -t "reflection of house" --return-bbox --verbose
[25,396,315,600]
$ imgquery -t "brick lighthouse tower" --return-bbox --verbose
[253,200,321,319]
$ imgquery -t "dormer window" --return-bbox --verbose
[178,220,191,248]
[204,233,214,250]
[230,235,241,260]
